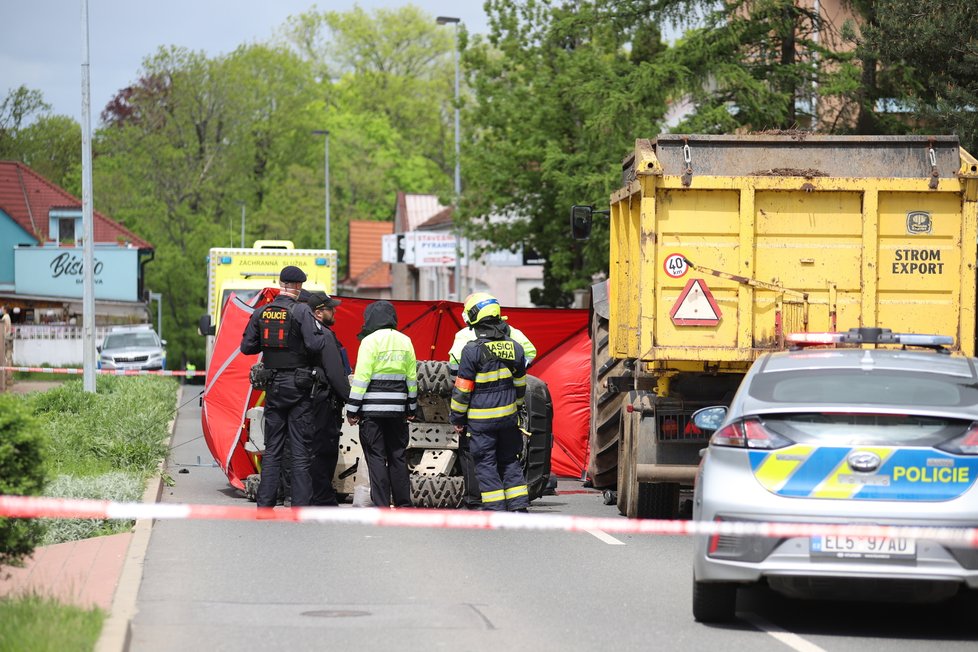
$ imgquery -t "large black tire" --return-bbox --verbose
[523,375,553,501]
[692,579,738,623]
[416,360,454,396]
[589,311,628,488]
[411,475,464,508]
[638,483,681,519]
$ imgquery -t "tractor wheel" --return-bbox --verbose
[523,375,553,501]
[411,475,465,509]
[589,311,628,488]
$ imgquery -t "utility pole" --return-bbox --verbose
[312,130,331,250]
[80,0,96,393]
[437,16,463,300]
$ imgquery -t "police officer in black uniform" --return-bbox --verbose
[304,290,351,506]
[240,265,325,508]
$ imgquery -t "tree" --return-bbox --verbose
[861,0,978,152]
[460,0,674,303]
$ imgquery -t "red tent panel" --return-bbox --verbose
[202,293,592,489]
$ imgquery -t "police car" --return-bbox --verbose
[690,328,978,622]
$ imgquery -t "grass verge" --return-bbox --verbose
[0,594,104,652]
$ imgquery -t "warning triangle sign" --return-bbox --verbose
[670,278,722,326]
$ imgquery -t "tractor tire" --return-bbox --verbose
[589,311,628,489]
[417,360,454,396]
[411,475,465,509]
[244,474,261,502]
[523,375,553,501]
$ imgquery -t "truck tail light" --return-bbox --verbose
[710,418,791,450]
[937,423,978,455]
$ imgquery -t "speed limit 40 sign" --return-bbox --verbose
[663,254,689,278]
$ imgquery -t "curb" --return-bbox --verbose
[94,384,183,652]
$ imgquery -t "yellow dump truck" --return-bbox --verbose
[572,134,978,519]
[198,240,338,368]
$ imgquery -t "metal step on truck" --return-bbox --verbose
[572,134,978,519]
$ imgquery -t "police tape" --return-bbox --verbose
[1,495,978,546]
[1,366,201,377]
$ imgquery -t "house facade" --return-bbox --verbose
[0,161,154,327]
[385,192,543,305]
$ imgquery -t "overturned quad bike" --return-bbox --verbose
[242,360,554,507]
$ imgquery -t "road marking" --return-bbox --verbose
[586,529,625,545]
[743,612,827,652]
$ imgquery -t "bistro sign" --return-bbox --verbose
[14,246,140,301]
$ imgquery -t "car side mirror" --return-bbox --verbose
[161,339,167,347]
[691,406,727,434]
[198,314,214,336]
[570,205,593,240]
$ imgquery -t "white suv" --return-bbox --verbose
[98,325,167,370]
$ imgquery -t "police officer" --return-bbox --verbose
[448,292,536,509]
[240,265,325,508]
[346,300,417,508]
[449,293,530,512]
[304,290,351,506]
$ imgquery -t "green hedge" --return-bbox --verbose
[0,394,48,568]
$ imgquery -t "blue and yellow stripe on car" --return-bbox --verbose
[748,445,978,501]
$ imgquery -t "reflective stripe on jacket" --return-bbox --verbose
[449,337,526,428]
[346,328,417,418]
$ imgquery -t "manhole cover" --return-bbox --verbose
[301,610,371,618]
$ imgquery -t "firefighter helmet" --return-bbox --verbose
[463,292,501,325]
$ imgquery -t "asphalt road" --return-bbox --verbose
[126,386,978,651]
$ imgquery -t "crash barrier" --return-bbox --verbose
[1,366,200,377]
[1,495,977,547]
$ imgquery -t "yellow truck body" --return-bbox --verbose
[611,135,978,366]
[584,134,978,518]
[203,240,338,367]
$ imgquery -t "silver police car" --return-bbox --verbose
[690,328,978,622]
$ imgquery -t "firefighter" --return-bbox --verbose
[240,265,325,508]
[346,300,417,508]
[448,292,536,509]
[449,293,529,512]
[304,290,351,506]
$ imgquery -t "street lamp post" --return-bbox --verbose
[436,16,462,300]
[312,129,331,250]
[237,201,246,248]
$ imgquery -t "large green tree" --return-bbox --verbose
[460,0,673,304]
[0,86,80,190]
[860,0,978,152]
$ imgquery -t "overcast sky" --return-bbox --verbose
[1,1,490,124]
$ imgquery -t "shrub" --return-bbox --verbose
[0,394,48,569]
[42,472,144,544]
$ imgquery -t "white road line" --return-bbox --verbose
[586,529,625,545]
[743,612,827,652]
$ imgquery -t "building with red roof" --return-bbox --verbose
[0,161,154,325]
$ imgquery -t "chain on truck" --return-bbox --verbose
[572,134,978,520]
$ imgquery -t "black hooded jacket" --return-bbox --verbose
[357,300,399,340]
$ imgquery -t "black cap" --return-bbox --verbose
[279,265,307,283]
[306,291,341,310]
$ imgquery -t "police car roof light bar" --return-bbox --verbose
[786,328,953,352]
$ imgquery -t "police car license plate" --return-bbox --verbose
[810,535,916,560]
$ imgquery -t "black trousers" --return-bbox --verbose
[258,371,314,507]
[457,431,482,508]
[311,393,342,506]
[358,416,412,508]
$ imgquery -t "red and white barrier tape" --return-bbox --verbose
[2,495,977,546]
[1,366,200,377]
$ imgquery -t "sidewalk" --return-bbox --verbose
[0,533,131,611]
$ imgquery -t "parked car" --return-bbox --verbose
[690,327,978,622]
[98,325,166,370]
